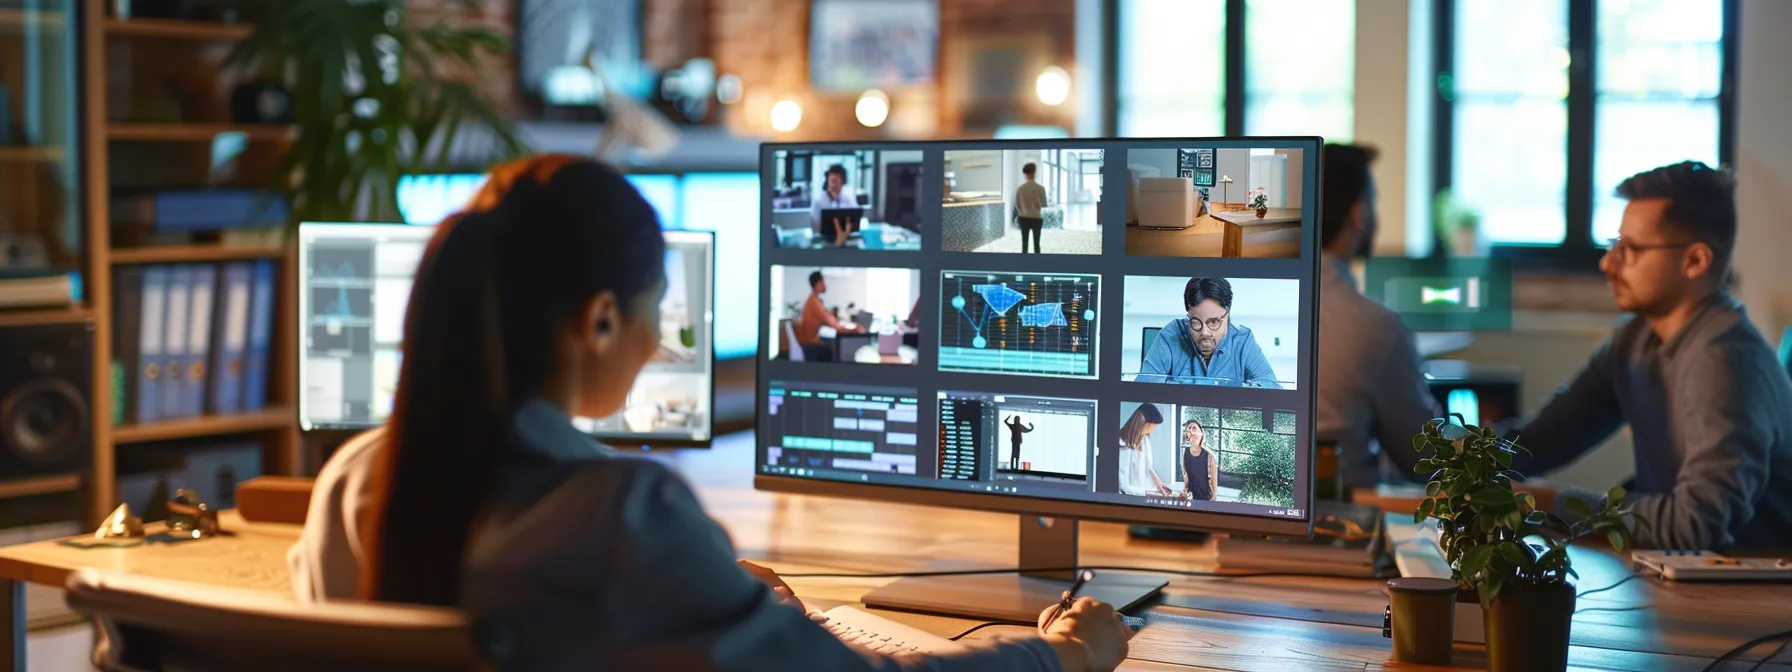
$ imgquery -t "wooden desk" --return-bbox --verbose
[1212,208,1302,258]
[6,432,1792,670]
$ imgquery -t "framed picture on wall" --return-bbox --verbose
[810,0,940,92]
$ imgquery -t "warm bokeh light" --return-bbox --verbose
[855,89,890,127]
[1036,66,1071,106]
[769,98,803,132]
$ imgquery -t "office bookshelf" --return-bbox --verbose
[68,2,301,525]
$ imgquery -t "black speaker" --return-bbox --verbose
[0,323,93,480]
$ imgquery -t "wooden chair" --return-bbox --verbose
[65,569,484,671]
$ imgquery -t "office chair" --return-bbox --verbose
[65,569,484,672]
[782,320,805,362]
[1139,326,1162,370]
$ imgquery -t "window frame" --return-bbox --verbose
[1429,0,1739,270]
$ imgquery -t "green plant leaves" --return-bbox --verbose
[1607,485,1628,506]
[1426,481,1442,497]
[1565,497,1592,517]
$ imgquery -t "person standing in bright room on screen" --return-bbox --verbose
[1140,277,1279,387]
[1311,144,1440,488]
[795,270,860,361]
[810,163,859,247]
[1015,162,1048,253]
[1116,404,1172,496]
[1005,414,1034,470]
[1179,420,1217,502]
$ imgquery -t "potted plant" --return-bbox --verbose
[222,0,529,226]
[1249,188,1269,218]
[1409,419,1648,672]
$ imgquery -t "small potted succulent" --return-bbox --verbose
[1249,188,1269,218]
[1410,419,1648,672]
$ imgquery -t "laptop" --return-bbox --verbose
[818,207,864,237]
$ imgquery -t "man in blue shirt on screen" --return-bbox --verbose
[1140,277,1280,388]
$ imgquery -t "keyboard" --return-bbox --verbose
[810,605,971,657]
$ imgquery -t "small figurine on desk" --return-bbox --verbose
[58,504,146,548]
[165,489,228,539]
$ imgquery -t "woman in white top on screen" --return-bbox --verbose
[1116,404,1174,497]
[810,163,859,247]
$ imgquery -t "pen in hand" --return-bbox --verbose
[1042,569,1097,630]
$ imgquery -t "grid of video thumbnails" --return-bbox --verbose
[759,142,1313,520]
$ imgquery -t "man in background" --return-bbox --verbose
[1312,144,1441,488]
[793,270,859,362]
[1513,161,1792,550]
[1005,414,1034,470]
[1014,162,1048,253]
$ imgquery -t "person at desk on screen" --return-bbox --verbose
[811,163,859,247]
[1116,405,1174,497]
[1508,162,1792,551]
[1310,144,1440,489]
[1139,277,1279,387]
[1178,421,1218,502]
[795,270,861,362]
[353,155,1133,671]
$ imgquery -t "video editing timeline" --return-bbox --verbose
[298,223,433,429]
[765,381,921,476]
[938,271,1099,378]
[937,391,1096,485]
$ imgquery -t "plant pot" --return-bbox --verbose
[1254,208,1267,219]
[1484,582,1575,672]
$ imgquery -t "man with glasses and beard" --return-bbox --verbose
[1510,161,1792,550]
[1140,277,1279,388]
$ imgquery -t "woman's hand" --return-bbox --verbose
[1038,595,1132,672]
[738,560,804,612]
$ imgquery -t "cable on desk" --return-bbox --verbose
[1747,639,1791,672]
[777,565,1378,581]
[1700,626,1792,672]
[950,621,1011,641]
[1575,573,1641,599]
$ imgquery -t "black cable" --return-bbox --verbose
[778,564,1377,581]
[1700,627,1792,672]
[950,621,1013,641]
[1746,639,1791,672]
[1576,573,1641,599]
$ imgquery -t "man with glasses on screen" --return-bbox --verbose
[1510,161,1792,550]
[1139,277,1279,388]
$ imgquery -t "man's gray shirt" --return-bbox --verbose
[1315,255,1441,488]
[1513,293,1792,550]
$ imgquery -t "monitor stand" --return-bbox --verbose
[860,515,1168,623]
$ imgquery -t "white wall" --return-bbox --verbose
[1734,0,1792,345]
[1276,148,1305,209]
[945,150,1004,193]
[1128,148,1177,178]
[1216,149,1250,204]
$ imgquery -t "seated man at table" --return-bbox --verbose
[1139,277,1279,387]
[794,270,859,361]
[1510,161,1792,550]
[1311,144,1440,488]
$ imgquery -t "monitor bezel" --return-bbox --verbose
[752,137,1323,540]
[586,229,718,448]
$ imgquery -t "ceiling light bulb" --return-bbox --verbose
[769,98,803,132]
[855,90,890,128]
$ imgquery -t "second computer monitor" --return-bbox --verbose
[297,222,716,444]
[756,138,1322,539]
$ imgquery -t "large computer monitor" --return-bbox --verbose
[755,138,1322,621]
[396,172,683,229]
[298,222,717,444]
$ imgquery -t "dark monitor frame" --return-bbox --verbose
[753,137,1323,540]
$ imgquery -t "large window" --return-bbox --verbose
[1592,0,1725,243]
[1437,0,1732,254]
[1117,0,1354,141]
[1243,0,1354,140]
[1117,0,1227,137]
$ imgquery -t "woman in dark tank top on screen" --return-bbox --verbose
[1180,421,1217,502]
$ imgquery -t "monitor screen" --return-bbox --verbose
[298,223,717,444]
[679,172,761,359]
[397,173,683,230]
[755,139,1322,536]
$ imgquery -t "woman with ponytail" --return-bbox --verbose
[344,155,1130,671]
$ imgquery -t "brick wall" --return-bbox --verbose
[408,0,1080,139]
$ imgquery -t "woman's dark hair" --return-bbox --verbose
[360,155,666,606]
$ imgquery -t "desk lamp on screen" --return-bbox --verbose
[296,222,717,445]
[755,138,1324,622]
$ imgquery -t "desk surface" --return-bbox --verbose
[6,432,1792,670]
